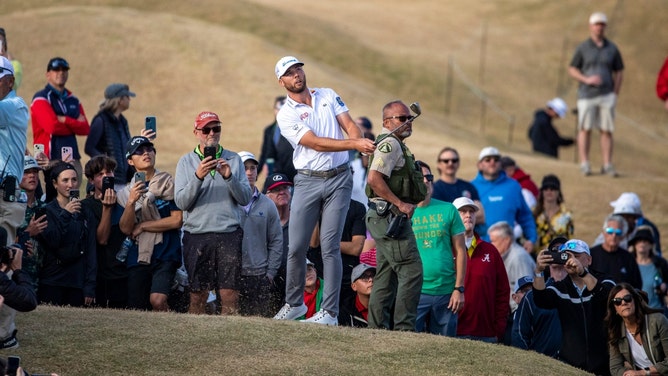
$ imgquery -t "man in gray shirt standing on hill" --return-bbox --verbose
[175,111,251,315]
[569,12,624,177]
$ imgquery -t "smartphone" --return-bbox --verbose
[34,205,47,220]
[203,146,217,160]
[34,143,45,157]
[134,171,146,185]
[545,250,569,265]
[7,356,19,376]
[69,189,80,201]
[61,146,73,162]
[145,116,157,139]
[102,176,114,198]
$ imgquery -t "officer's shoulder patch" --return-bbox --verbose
[378,142,392,153]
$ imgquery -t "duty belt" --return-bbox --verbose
[297,164,348,179]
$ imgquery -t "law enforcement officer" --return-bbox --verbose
[366,100,426,331]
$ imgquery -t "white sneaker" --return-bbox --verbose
[300,309,338,326]
[580,162,591,176]
[273,303,307,320]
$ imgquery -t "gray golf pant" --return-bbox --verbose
[284,170,352,316]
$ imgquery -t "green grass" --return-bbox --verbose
[14,306,589,375]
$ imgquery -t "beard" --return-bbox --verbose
[284,78,307,94]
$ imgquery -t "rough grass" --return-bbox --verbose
[14,306,589,376]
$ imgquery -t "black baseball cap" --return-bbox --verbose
[47,57,70,71]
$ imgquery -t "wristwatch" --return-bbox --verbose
[534,270,544,278]
[454,286,465,293]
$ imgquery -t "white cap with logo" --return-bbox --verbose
[275,56,303,79]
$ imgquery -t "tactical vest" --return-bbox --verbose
[366,133,427,204]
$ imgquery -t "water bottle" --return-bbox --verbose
[17,190,28,203]
[116,237,133,262]
[266,158,275,175]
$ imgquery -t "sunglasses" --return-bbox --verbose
[605,227,623,236]
[424,174,434,182]
[132,146,155,156]
[612,294,633,306]
[482,156,500,163]
[439,158,459,164]
[196,125,222,135]
[384,115,414,123]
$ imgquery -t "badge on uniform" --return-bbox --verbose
[378,143,392,153]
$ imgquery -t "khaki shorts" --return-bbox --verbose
[577,92,617,132]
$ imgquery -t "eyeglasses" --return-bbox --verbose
[612,294,633,306]
[438,158,459,164]
[604,227,623,236]
[357,273,375,282]
[482,156,500,163]
[133,146,155,156]
[196,125,222,135]
[424,174,434,182]
[267,185,290,194]
[384,115,414,123]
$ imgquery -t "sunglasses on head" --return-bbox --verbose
[612,294,633,306]
[605,227,623,236]
[197,125,222,135]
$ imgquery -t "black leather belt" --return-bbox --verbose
[297,164,348,178]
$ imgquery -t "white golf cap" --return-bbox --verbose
[238,151,258,165]
[453,197,479,212]
[589,12,607,25]
[478,146,500,161]
[610,192,642,216]
[275,56,303,79]
[547,97,568,118]
[0,56,14,79]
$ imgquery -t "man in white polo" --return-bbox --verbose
[271,56,375,325]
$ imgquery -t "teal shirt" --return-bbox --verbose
[412,199,465,295]
[0,90,29,180]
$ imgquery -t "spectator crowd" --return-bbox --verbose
[1,11,668,375]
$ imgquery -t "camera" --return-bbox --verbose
[545,250,569,265]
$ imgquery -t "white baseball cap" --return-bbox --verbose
[453,197,479,212]
[546,98,568,118]
[275,56,303,79]
[478,146,500,161]
[0,56,14,79]
[589,12,608,25]
[238,151,258,165]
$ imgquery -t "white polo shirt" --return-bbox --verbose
[277,87,349,171]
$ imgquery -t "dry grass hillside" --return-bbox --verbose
[1,0,666,244]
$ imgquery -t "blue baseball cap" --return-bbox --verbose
[560,239,590,256]
[514,276,534,294]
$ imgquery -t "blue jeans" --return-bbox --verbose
[415,293,458,336]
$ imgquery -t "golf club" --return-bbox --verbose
[374,102,422,145]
